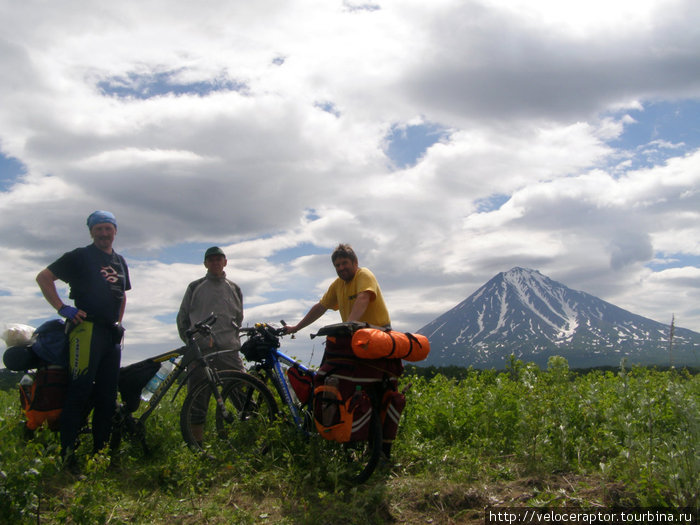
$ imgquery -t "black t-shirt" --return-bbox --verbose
[48,244,131,323]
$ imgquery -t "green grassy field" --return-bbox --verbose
[1,357,698,524]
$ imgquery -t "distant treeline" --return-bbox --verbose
[403,363,699,380]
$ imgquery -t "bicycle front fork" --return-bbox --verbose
[205,368,234,423]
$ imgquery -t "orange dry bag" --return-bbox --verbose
[351,329,430,362]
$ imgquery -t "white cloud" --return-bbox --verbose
[1,0,699,365]
[75,148,212,171]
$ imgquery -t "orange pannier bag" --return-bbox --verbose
[351,329,430,362]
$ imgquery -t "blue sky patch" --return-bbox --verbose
[267,242,327,265]
[0,153,26,191]
[475,194,510,213]
[305,209,321,221]
[385,122,450,169]
[155,313,177,325]
[647,253,700,271]
[127,242,226,264]
[609,100,700,170]
[98,71,247,99]
[314,101,341,117]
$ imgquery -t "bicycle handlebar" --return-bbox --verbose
[185,313,217,339]
[239,321,287,340]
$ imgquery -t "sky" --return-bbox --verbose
[1,0,699,367]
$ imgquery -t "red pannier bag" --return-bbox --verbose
[314,334,404,444]
[313,377,372,442]
[381,389,406,442]
[20,365,70,431]
[287,364,313,404]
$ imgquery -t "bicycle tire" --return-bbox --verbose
[180,370,278,461]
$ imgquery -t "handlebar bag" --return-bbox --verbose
[240,335,271,362]
[351,329,430,362]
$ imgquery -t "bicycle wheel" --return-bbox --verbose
[317,401,383,485]
[180,370,278,461]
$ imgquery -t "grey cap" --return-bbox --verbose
[204,246,226,260]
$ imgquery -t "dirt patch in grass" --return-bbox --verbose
[384,474,634,524]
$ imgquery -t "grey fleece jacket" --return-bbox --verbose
[176,272,243,350]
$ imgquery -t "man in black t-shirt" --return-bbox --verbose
[37,210,131,465]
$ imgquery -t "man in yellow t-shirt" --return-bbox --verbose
[286,243,390,334]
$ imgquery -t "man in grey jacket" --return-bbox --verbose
[176,246,244,444]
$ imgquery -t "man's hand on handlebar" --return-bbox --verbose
[280,320,298,337]
[185,314,217,339]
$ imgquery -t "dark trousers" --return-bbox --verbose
[61,321,121,455]
[186,348,243,425]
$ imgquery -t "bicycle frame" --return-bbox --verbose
[113,314,236,448]
[254,347,315,432]
[240,323,316,432]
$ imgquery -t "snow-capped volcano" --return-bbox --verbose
[419,267,700,368]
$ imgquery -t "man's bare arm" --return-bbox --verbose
[347,290,372,322]
[286,302,328,333]
[36,268,64,311]
[36,268,86,323]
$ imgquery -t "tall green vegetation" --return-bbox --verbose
[398,358,698,507]
[1,359,698,524]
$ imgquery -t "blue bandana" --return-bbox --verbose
[87,210,117,229]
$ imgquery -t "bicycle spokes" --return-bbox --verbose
[180,371,278,462]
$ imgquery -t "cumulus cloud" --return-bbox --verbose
[1,0,699,364]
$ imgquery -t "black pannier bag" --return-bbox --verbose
[3,344,41,371]
[118,359,160,413]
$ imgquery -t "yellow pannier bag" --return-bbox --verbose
[351,329,430,362]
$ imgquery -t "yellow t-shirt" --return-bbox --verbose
[320,267,391,327]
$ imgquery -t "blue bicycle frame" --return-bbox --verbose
[241,323,316,434]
